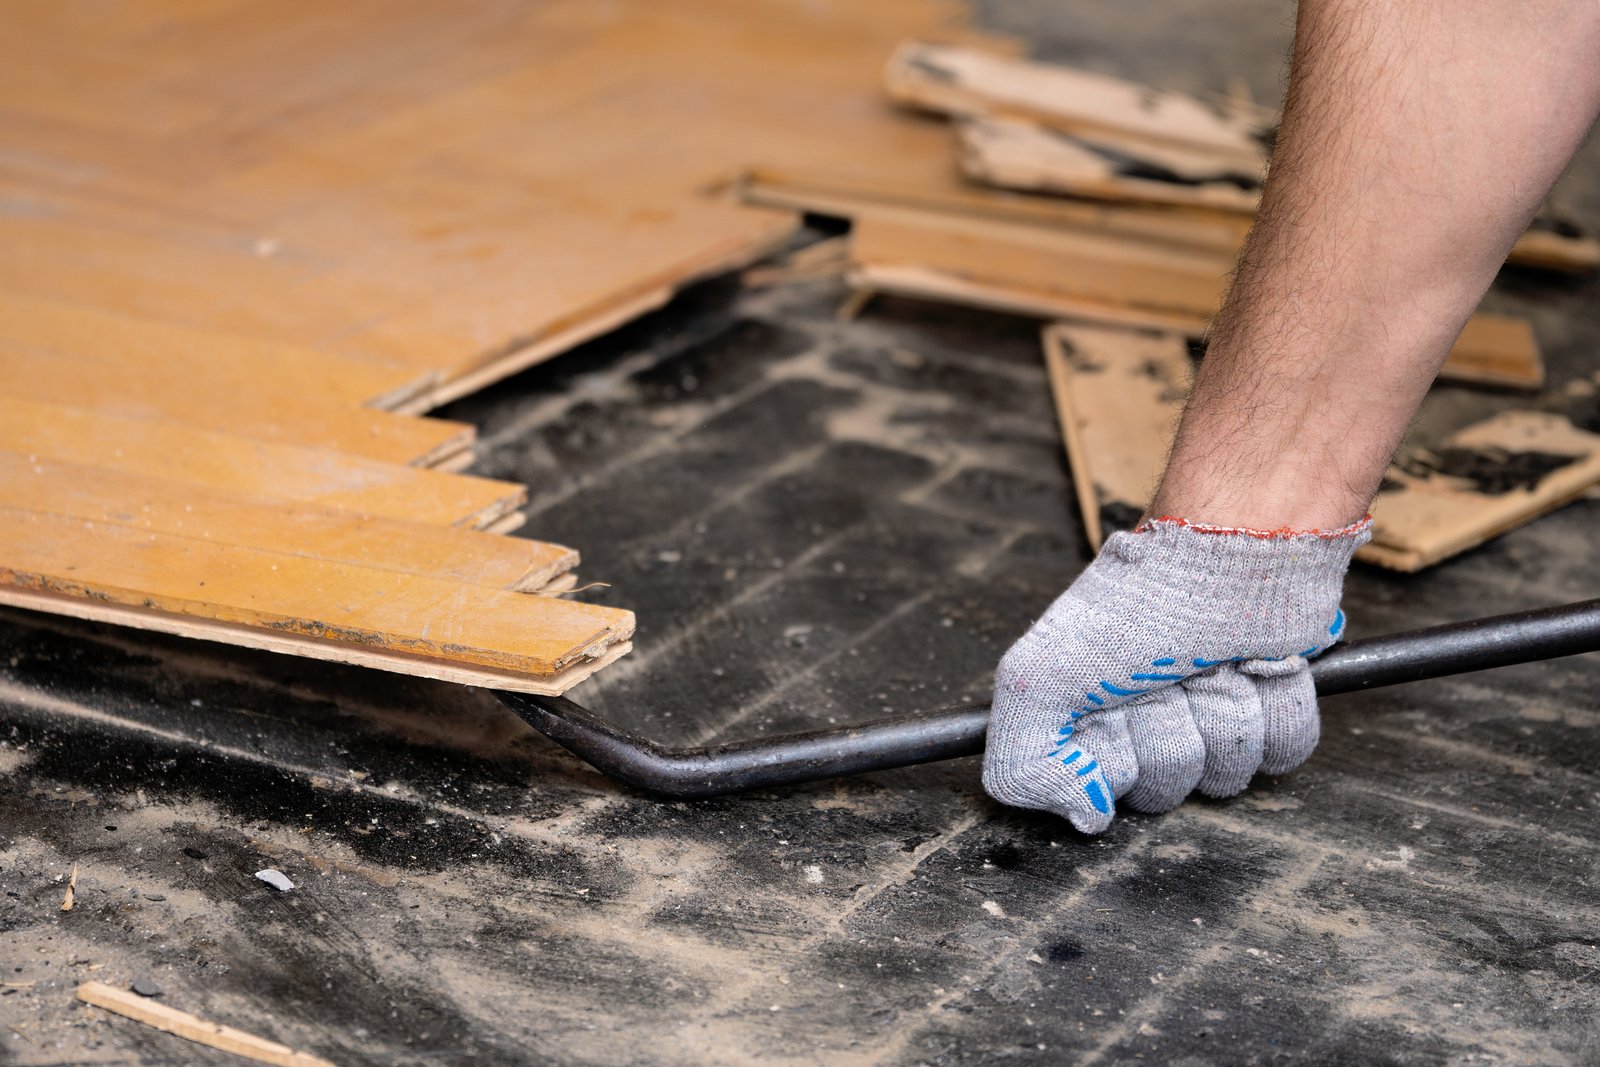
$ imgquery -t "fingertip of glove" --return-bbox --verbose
[982,760,1117,835]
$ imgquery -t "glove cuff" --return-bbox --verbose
[1065,514,1371,658]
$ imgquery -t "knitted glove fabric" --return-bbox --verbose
[983,516,1371,833]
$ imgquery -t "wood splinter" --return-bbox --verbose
[76,983,338,1067]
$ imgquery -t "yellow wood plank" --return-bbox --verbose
[0,347,469,467]
[0,508,634,677]
[1443,314,1546,390]
[1,588,629,696]
[0,291,428,410]
[851,211,1545,388]
[0,452,575,592]
[0,396,524,529]
[851,209,1233,319]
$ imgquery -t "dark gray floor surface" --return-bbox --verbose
[4,3,1600,1065]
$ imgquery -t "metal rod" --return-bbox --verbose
[496,598,1600,799]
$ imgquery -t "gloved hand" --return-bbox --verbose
[983,515,1370,833]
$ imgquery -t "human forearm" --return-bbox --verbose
[1151,0,1600,530]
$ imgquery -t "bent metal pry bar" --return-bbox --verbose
[496,598,1600,799]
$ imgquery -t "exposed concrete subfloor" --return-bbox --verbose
[4,3,1600,1064]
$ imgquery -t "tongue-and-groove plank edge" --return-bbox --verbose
[0,508,632,690]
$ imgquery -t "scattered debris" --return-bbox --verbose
[60,862,77,912]
[255,870,295,893]
[77,982,337,1067]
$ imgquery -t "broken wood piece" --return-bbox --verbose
[1042,323,1190,550]
[1042,323,1596,568]
[1363,411,1600,571]
[0,507,633,679]
[76,982,337,1067]
[884,41,1267,169]
[879,42,1595,271]
[957,115,1262,214]
[853,211,1544,389]
[61,863,78,912]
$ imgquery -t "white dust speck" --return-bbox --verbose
[803,865,824,885]
[1365,846,1416,870]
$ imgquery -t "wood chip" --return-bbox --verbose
[60,862,77,912]
[77,982,337,1067]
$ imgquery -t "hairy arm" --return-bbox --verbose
[1151,0,1600,530]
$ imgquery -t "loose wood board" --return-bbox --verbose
[0,508,632,679]
[855,211,1545,389]
[1041,323,1599,569]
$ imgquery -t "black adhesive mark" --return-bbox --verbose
[1395,447,1580,495]
[1043,937,1085,963]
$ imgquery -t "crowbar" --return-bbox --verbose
[496,598,1600,798]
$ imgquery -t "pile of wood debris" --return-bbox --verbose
[741,41,1600,571]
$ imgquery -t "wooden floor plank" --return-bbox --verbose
[0,291,426,411]
[0,508,633,678]
[1042,323,1190,551]
[1041,323,1598,569]
[853,210,1546,388]
[0,348,470,467]
[1,396,524,529]
[0,586,631,695]
[0,453,575,593]
[1363,411,1600,571]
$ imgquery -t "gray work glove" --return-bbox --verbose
[983,516,1370,833]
